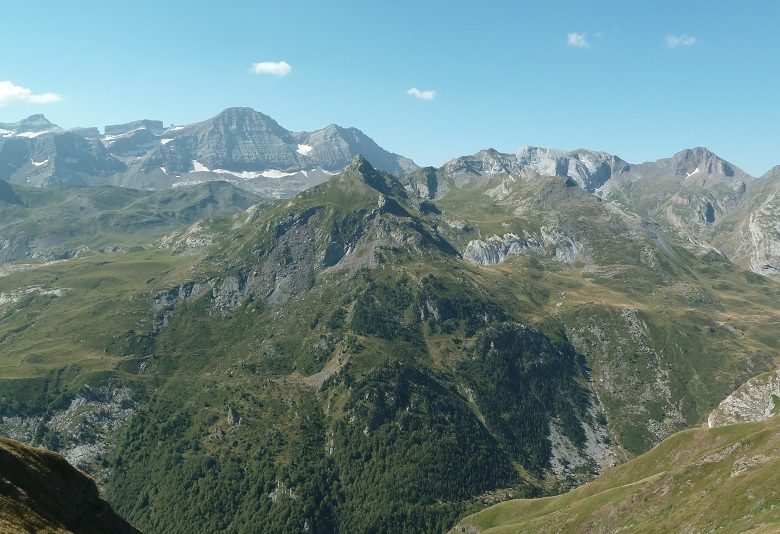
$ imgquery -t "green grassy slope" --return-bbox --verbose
[0,249,198,380]
[0,437,137,533]
[0,180,264,263]
[452,414,780,533]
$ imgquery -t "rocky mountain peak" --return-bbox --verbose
[337,154,410,200]
[212,107,284,132]
[760,165,780,181]
[671,147,738,179]
[0,114,59,133]
[346,154,371,172]
[19,114,54,128]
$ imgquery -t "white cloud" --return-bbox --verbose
[250,61,292,77]
[0,81,62,106]
[407,87,436,100]
[665,34,696,48]
[567,32,590,48]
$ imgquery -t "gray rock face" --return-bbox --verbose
[514,146,630,192]
[748,190,780,275]
[143,107,416,174]
[438,147,630,195]
[104,127,162,158]
[0,385,136,482]
[145,107,303,174]
[463,233,544,265]
[0,108,418,193]
[293,124,418,174]
[436,145,780,277]
[0,131,126,186]
[708,370,780,427]
[548,402,618,479]
[227,406,241,426]
[463,229,582,266]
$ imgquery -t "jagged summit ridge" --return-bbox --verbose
[0,107,419,193]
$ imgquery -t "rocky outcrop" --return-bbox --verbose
[158,221,216,252]
[748,192,780,275]
[514,146,630,192]
[548,403,618,479]
[463,228,582,266]
[0,386,137,485]
[227,406,241,426]
[708,369,780,427]
[151,280,215,331]
[463,233,544,265]
[439,146,630,195]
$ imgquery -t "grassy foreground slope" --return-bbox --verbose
[0,437,137,533]
[452,415,780,533]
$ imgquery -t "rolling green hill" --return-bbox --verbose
[451,414,780,533]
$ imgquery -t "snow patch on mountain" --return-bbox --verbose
[16,130,54,139]
[260,169,298,179]
[211,169,299,179]
[192,160,211,172]
[685,167,700,179]
[296,143,314,155]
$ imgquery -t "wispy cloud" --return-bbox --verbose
[250,61,292,77]
[567,32,590,48]
[0,81,62,106]
[407,87,436,101]
[665,34,696,48]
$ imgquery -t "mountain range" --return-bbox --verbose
[2,107,776,277]
[0,108,779,532]
[0,108,418,196]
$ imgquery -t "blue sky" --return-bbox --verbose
[1,0,778,175]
